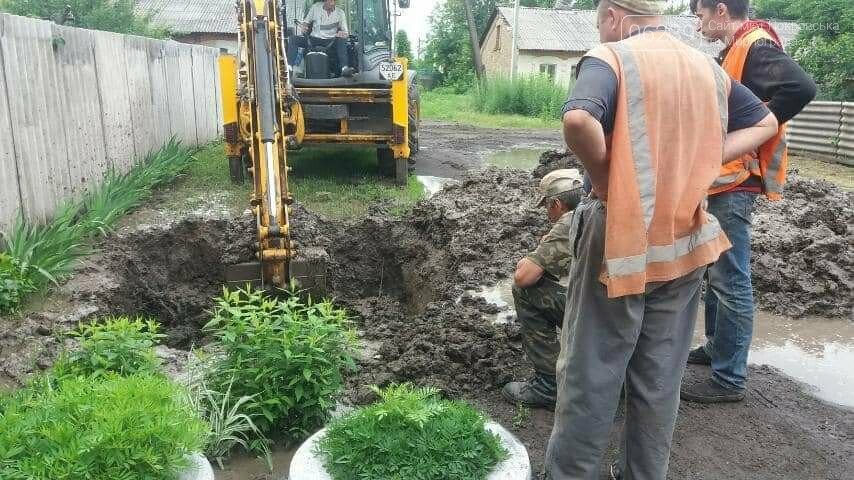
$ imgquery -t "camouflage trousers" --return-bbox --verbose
[512,278,566,390]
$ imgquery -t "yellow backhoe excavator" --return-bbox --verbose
[218,0,418,291]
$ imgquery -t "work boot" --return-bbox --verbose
[501,376,556,409]
[687,345,711,365]
[341,66,355,77]
[681,378,745,403]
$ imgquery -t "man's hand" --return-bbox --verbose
[336,30,349,39]
[297,23,307,35]
[563,109,608,199]
[723,111,779,163]
[514,258,545,289]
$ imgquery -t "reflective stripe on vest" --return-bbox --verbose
[713,27,788,200]
[588,33,732,298]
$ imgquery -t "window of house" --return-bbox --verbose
[495,25,501,51]
[539,63,556,81]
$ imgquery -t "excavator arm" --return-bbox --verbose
[220,0,324,292]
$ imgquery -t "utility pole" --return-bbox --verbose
[462,0,484,80]
[510,0,520,78]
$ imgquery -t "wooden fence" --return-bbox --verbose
[0,13,223,231]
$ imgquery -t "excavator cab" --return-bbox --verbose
[218,0,417,291]
[286,0,419,184]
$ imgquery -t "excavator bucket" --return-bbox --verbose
[225,247,329,296]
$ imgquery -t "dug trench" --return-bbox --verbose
[1,157,852,479]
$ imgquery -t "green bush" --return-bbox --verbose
[203,287,357,441]
[53,316,164,379]
[0,374,208,480]
[317,384,508,480]
[0,140,194,314]
[0,253,36,314]
[472,75,569,120]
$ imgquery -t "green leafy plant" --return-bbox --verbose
[203,286,357,441]
[52,316,164,379]
[316,383,508,480]
[0,374,208,480]
[0,139,194,313]
[0,253,36,314]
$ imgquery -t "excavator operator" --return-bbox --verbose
[286,0,355,77]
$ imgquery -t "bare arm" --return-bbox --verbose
[514,258,545,288]
[723,111,778,163]
[563,109,608,199]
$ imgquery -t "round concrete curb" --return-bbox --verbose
[177,453,214,480]
[289,421,531,480]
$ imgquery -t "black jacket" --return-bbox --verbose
[718,42,817,124]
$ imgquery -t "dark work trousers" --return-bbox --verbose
[545,198,705,480]
[286,35,348,72]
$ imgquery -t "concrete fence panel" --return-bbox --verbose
[0,14,72,223]
[53,24,109,198]
[0,13,222,231]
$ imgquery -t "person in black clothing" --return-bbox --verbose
[681,0,816,404]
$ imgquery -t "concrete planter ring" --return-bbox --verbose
[177,453,214,480]
[289,420,532,480]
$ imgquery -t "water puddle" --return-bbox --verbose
[466,278,516,324]
[214,444,295,480]
[484,147,545,170]
[694,313,854,408]
[416,175,456,197]
[470,280,854,408]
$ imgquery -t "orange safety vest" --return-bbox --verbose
[711,27,788,200]
[587,32,732,298]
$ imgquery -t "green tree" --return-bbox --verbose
[1,0,168,38]
[423,0,557,90]
[396,29,413,59]
[754,0,853,99]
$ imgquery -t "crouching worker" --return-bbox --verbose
[502,169,584,409]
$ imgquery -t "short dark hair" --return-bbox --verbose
[690,0,748,19]
[551,188,584,212]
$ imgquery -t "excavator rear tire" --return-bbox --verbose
[408,84,420,155]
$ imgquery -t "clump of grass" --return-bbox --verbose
[472,75,569,120]
[0,139,195,314]
[52,316,164,379]
[0,373,208,480]
[317,383,508,480]
[188,374,271,469]
[421,90,561,129]
[203,286,357,442]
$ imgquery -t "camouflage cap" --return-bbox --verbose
[608,0,666,15]
[537,168,584,207]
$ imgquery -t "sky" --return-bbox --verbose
[395,0,440,58]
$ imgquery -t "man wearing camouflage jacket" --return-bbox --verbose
[503,169,584,409]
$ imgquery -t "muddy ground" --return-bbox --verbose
[1,121,852,479]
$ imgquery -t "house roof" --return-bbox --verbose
[486,7,800,55]
[135,0,237,35]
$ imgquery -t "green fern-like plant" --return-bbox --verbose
[316,383,508,480]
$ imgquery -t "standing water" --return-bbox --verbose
[469,280,854,408]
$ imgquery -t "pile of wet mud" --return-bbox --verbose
[752,173,853,318]
[532,149,583,179]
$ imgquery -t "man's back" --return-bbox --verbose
[586,30,730,296]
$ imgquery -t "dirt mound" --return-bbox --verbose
[532,149,583,179]
[752,173,853,317]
